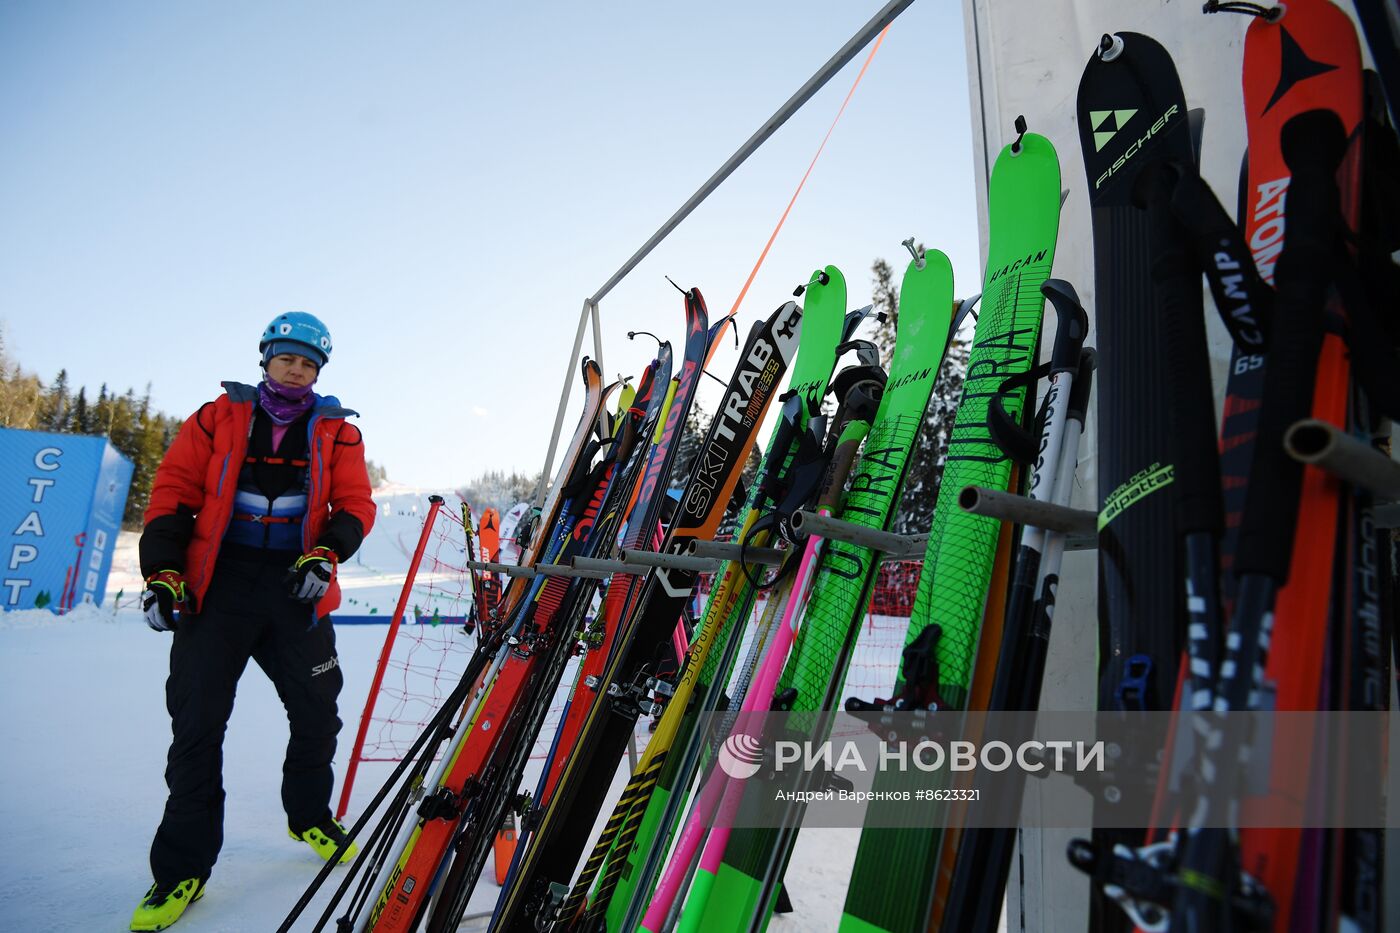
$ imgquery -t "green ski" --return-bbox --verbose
[840,125,1062,933]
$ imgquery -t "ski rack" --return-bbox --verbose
[1285,419,1400,519]
[618,548,723,572]
[463,558,536,578]
[572,551,723,574]
[538,564,611,580]
[789,509,928,559]
[689,539,788,565]
[958,485,1099,550]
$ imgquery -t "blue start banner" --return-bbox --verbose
[0,428,134,612]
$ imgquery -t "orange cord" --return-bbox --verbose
[725,24,892,326]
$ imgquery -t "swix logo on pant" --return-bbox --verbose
[312,655,339,677]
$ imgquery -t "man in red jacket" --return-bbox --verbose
[131,312,377,932]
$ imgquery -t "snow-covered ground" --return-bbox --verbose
[0,488,881,932]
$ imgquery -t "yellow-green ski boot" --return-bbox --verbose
[130,878,205,931]
[289,817,358,864]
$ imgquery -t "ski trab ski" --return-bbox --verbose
[574,266,853,931]
[840,126,1062,933]
[494,298,802,932]
[688,248,955,933]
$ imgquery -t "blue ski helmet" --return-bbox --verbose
[260,312,332,368]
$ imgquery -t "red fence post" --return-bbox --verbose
[335,494,446,819]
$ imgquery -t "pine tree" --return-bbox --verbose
[0,352,181,528]
[365,459,389,488]
[458,468,544,515]
[72,387,90,433]
[667,406,711,495]
[44,369,70,432]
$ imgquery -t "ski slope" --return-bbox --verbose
[0,486,898,932]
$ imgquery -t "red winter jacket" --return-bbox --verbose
[142,382,377,617]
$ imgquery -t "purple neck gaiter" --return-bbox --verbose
[258,374,318,425]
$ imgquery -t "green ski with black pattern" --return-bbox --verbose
[840,129,1062,933]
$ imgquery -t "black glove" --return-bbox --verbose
[142,570,194,632]
[287,546,338,604]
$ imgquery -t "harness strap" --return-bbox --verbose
[245,455,310,467]
[233,513,303,525]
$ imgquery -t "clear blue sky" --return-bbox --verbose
[0,0,978,488]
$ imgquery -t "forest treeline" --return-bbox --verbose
[0,340,387,528]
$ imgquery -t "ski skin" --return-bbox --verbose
[691,249,954,933]
[580,266,852,929]
[493,298,802,932]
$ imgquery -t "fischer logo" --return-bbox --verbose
[1094,104,1180,189]
[1090,108,1138,151]
[718,734,765,779]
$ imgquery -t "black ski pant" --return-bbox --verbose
[149,546,344,886]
